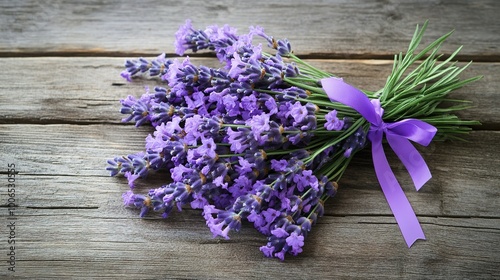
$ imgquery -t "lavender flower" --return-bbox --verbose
[324,110,344,131]
[122,192,151,217]
[203,205,242,239]
[120,93,152,127]
[343,127,367,158]
[175,19,213,55]
[108,20,475,260]
[121,53,173,81]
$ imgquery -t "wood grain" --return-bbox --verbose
[0,0,499,59]
[0,58,498,126]
[0,123,499,278]
[1,124,499,217]
[5,213,500,279]
[0,1,499,279]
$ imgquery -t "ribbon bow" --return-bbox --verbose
[321,77,437,247]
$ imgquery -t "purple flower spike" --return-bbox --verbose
[293,170,319,192]
[119,94,152,127]
[198,137,217,159]
[325,110,344,131]
[246,113,271,140]
[124,171,141,189]
[175,19,213,55]
[122,191,136,206]
[288,102,308,124]
[286,232,304,255]
[108,20,393,260]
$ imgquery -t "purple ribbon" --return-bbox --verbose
[321,77,437,247]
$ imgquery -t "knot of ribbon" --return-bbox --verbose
[321,77,437,247]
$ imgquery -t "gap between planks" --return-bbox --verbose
[1,51,500,63]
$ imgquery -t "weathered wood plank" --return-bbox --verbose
[1,207,498,278]
[0,0,499,59]
[1,123,499,278]
[1,124,498,219]
[1,1,498,278]
[1,58,498,125]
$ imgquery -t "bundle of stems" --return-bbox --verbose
[107,20,480,260]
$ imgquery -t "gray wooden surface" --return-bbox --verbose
[0,1,499,279]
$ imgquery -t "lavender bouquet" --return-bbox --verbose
[107,20,480,260]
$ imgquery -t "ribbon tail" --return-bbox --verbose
[371,134,426,247]
[386,134,432,190]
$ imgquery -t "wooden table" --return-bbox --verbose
[1,1,499,278]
